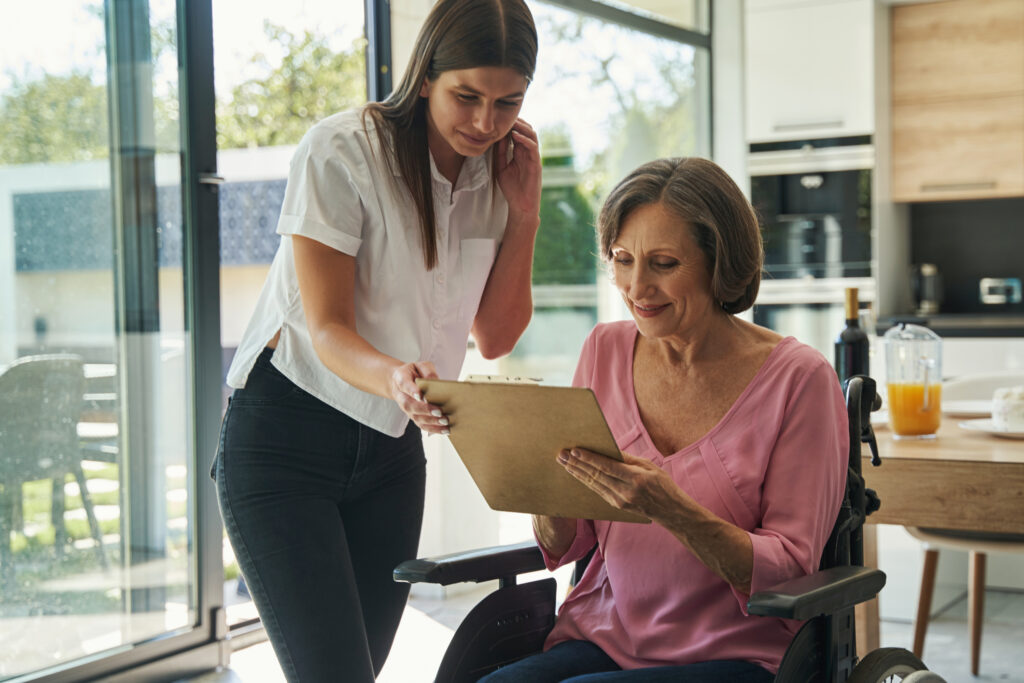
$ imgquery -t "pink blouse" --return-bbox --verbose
[539,321,848,673]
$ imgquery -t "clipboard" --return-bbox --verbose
[417,378,649,523]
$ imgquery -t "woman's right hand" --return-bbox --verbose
[389,361,449,435]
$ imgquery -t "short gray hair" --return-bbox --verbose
[596,157,763,314]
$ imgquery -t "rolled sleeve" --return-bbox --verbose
[734,360,848,611]
[276,127,366,257]
[277,215,362,256]
[536,519,597,571]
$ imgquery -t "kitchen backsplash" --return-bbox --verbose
[909,197,1024,315]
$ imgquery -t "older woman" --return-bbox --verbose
[481,158,848,682]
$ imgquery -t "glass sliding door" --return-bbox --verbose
[0,0,221,679]
[210,0,369,629]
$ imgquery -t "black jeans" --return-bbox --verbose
[478,640,775,682]
[213,349,426,682]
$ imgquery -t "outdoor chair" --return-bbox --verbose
[395,376,946,682]
[0,354,106,587]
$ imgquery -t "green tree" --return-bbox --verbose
[0,71,108,164]
[534,126,597,285]
[535,183,597,285]
[535,12,700,198]
[216,23,366,149]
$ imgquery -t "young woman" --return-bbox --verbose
[212,1,540,680]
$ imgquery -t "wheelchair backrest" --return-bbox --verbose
[820,375,881,571]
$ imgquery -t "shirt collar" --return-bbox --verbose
[427,149,492,194]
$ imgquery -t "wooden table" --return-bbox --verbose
[855,419,1024,655]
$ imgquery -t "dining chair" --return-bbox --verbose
[908,371,1024,676]
[0,354,107,586]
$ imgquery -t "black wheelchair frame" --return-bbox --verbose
[394,376,937,682]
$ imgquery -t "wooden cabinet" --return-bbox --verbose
[745,0,874,143]
[891,0,1024,104]
[891,0,1024,202]
[892,93,1024,201]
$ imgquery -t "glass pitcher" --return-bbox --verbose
[883,323,942,439]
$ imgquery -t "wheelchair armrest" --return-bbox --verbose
[393,540,546,586]
[747,565,886,620]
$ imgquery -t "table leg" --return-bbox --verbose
[855,524,880,658]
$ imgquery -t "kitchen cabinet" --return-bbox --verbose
[892,93,1024,201]
[891,0,1024,104]
[890,0,1024,202]
[745,0,874,143]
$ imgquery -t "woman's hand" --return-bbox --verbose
[388,361,449,435]
[556,448,684,522]
[496,118,541,229]
[558,447,754,592]
[471,118,540,358]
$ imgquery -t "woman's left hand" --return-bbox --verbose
[496,118,541,228]
[557,448,686,522]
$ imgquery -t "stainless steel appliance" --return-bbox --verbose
[751,277,876,361]
[748,138,875,359]
[980,277,1022,306]
[911,263,943,315]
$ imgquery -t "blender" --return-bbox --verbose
[883,323,942,439]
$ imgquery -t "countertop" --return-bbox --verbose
[879,314,1024,337]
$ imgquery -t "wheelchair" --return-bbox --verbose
[395,376,946,682]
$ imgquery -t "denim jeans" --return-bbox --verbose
[477,640,775,683]
[213,348,426,682]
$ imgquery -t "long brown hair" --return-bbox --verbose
[363,0,538,270]
[597,158,764,314]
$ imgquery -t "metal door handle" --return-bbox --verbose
[198,173,225,185]
[920,180,996,192]
[772,119,844,132]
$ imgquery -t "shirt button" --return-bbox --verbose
[432,319,442,329]
[436,275,446,285]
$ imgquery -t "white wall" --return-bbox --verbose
[712,0,748,193]
[389,0,434,86]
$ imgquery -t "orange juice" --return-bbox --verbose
[887,383,942,436]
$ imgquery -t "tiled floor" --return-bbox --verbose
[878,589,1024,683]
[182,588,1024,683]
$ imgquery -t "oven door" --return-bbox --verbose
[752,171,872,279]
[754,278,876,360]
[749,141,873,280]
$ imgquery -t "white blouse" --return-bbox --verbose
[226,108,508,437]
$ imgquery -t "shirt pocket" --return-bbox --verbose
[458,238,498,321]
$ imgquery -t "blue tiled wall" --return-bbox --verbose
[13,179,286,271]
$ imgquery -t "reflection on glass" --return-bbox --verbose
[211,0,368,627]
[0,0,194,677]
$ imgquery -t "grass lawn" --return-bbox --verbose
[3,460,194,611]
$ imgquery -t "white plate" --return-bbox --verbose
[958,418,1024,439]
[943,400,992,418]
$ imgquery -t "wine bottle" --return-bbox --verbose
[835,287,869,382]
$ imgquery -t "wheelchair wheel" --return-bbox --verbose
[772,619,826,682]
[847,648,933,683]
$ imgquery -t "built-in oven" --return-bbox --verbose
[748,137,875,360]
[752,277,877,361]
